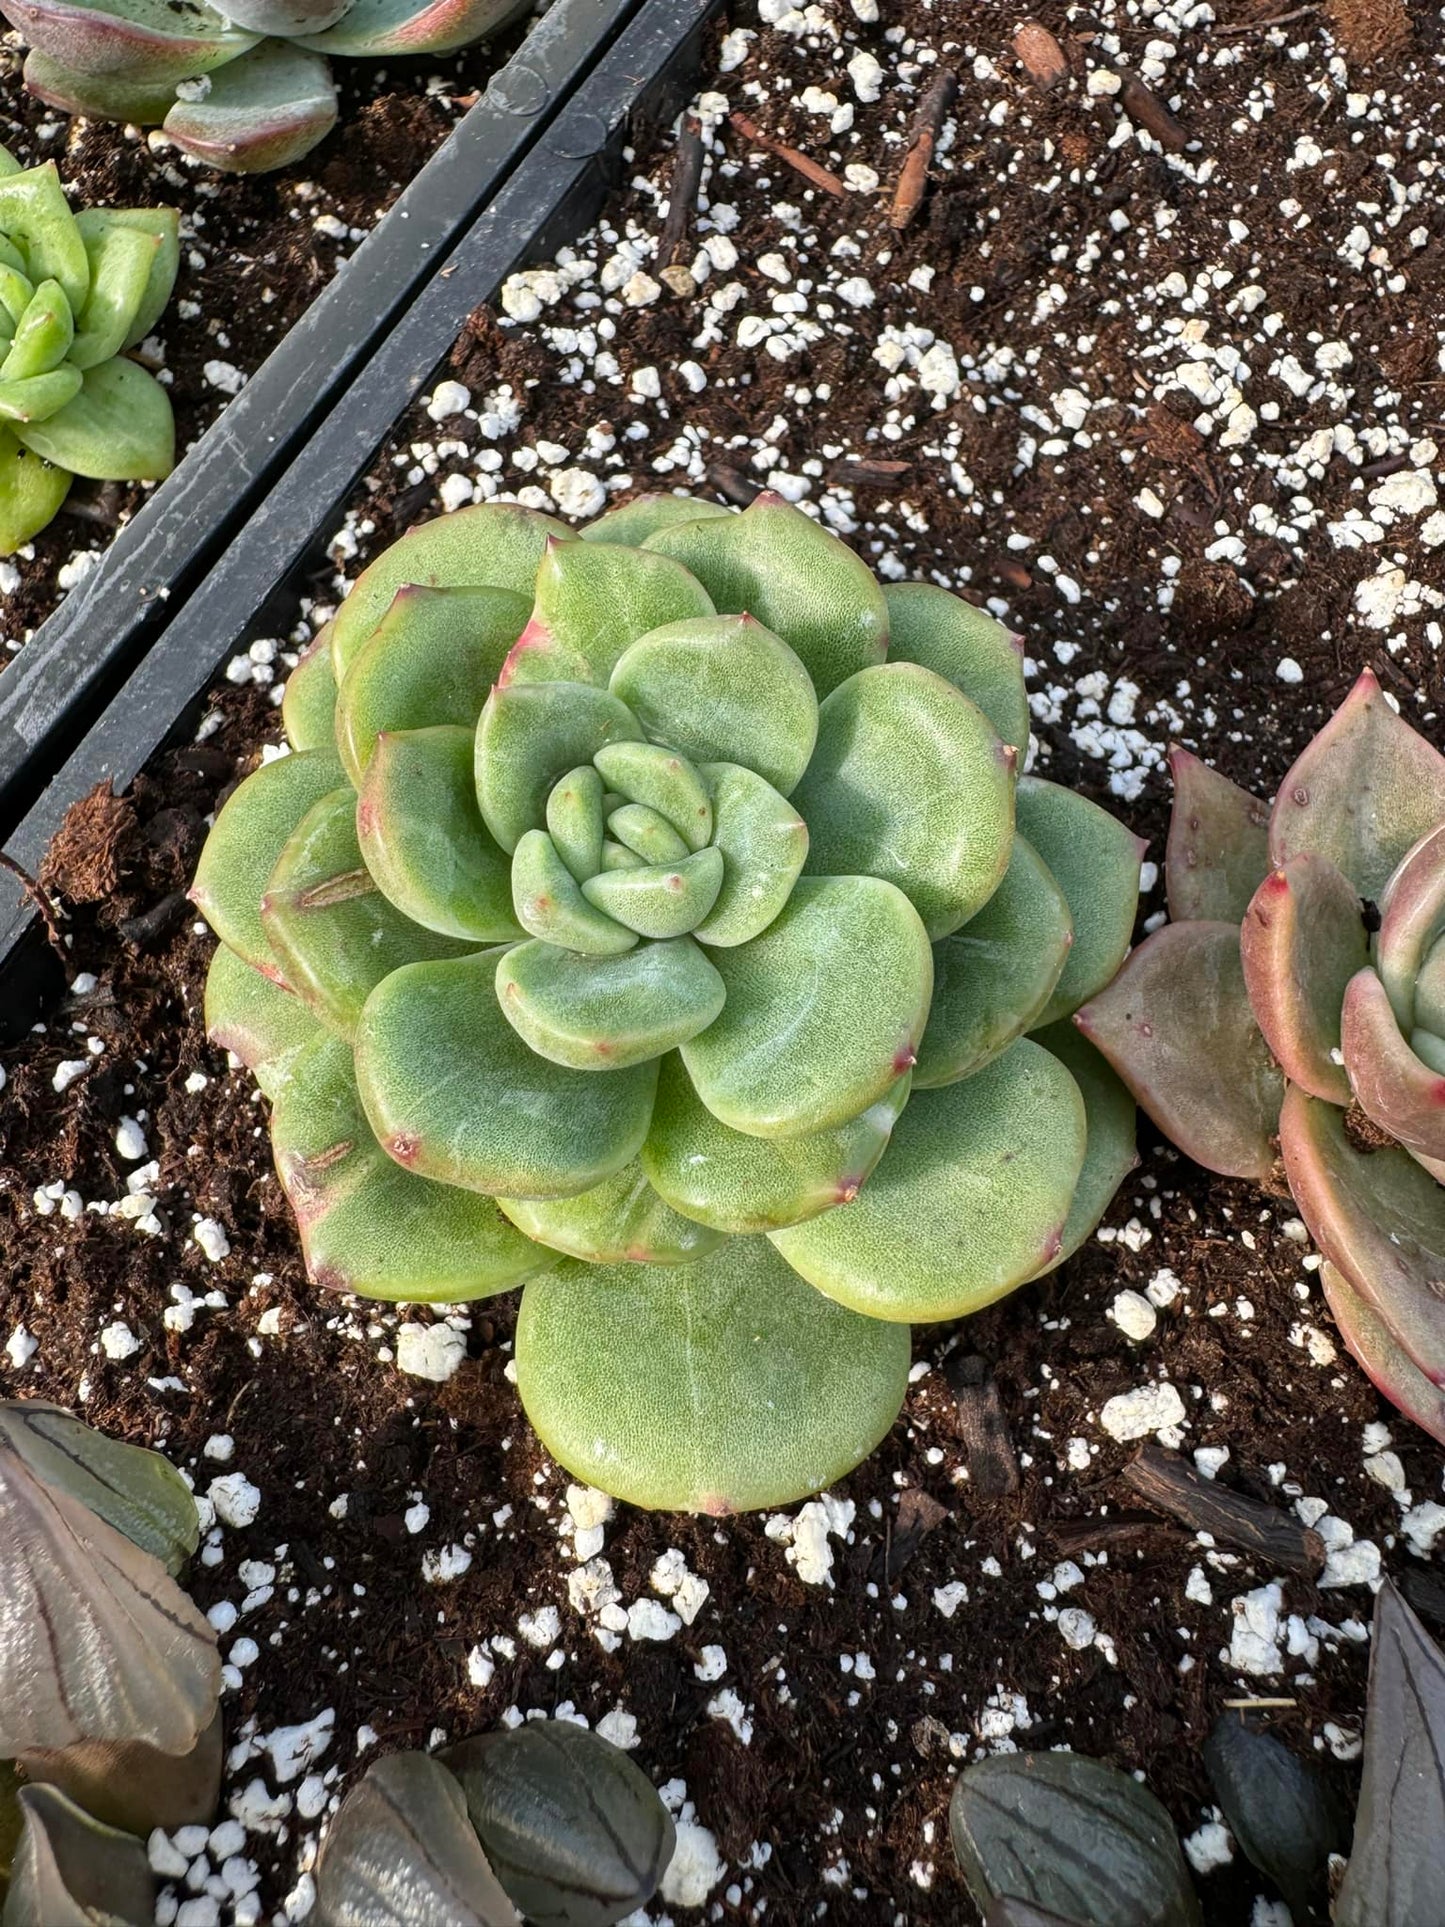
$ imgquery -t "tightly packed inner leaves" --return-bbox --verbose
[1079,670,1445,1450]
[194,491,1144,1511]
[2,0,525,174]
[0,146,177,553]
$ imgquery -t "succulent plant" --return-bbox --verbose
[0,147,176,553]
[4,0,526,174]
[194,490,1143,1511]
[1201,1714,1346,1923]
[1077,671,1445,1444]
[2,1784,154,1926]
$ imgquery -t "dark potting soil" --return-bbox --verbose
[3,0,1444,1918]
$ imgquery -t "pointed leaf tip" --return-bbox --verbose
[1165,745,1270,924]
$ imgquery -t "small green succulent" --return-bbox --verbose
[194,491,1144,1512]
[0,146,177,555]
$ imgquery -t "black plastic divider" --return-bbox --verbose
[0,0,639,832]
[0,0,723,1037]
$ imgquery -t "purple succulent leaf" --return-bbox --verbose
[1320,1261,1445,1448]
[1341,965,1445,1163]
[1074,920,1284,1185]
[1239,854,1367,1105]
[0,0,256,87]
[1270,668,1445,905]
[163,40,338,174]
[293,0,523,57]
[215,0,350,32]
[1279,1083,1445,1388]
[1377,822,1445,1034]
[1164,745,1270,924]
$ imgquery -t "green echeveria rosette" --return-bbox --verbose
[193,491,1145,1513]
[0,145,177,554]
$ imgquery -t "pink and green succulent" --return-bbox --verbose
[1078,670,1445,1447]
[193,491,1144,1512]
[4,0,525,174]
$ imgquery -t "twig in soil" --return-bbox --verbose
[827,457,913,487]
[728,113,847,199]
[890,71,959,231]
[1121,1444,1326,1578]
[657,115,705,291]
[705,461,760,508]
[1050,1511,1186,1557]
[118,890,190,952]
[1012,19,1071,88]
[1222,1697,1298,1709]
[1215,4,1317,31]
[0,850,65,954]
[1114,73,1189,153]
[943,1354,1019,1498]
[59,483,123,528]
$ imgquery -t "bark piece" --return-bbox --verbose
[944,1354,1019,1498]
[890,71,959,230]
[1121,1444,1324,1577]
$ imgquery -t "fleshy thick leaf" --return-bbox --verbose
[1164,747,1271,924]
[0,425,71,554]
[358,727,520,943]
[15,358,173,481]
[495,937,725,1070]
[881,580,1029,760]
[0,1401,196,1576]
[355,953,658,1199]
[330,503,572,680]
[501,537,713,687]
[261,789,475,1039]
[204,940,322,1100]
[1028,1021,1137,1277]
[515,1236,910,1512]
[74,207,179,350]
[444,1724,673,1927]
[22,49,182,128]
[0,161,88,313]
[282,628,338,754]
[510,829,638,956]
[1319,1262,1445,1448]
[336,583,530,785]
[272,1032,549,1300]
[0,1446,218,1755]
[4,1785,153,1927]
[643,1051,908,1233]
[189,745,346,979]
[607,802,688,864]
[771,1039,1086,1321]
[66,222,155,370]
[1075,922,1284,1185]
[681,875,932,1139]
[312,1752,521,1927]
[217,0,349,34]
[1281,1085,1445,1386]
[591,740,713,851]
[1270,668,1445,903]
[1377,823,1445,1034]
[1202,1715,1345,1923]
[296,0,523,56]
[580,492,730,547]
[692,761,807,947]
[1340,966,1445,1163]
[914,834,1072,1088]
[609,613,818,797]
[949,1753,1202,1927]
[163,40,339,174]
[580,847,724,939]
[19,1713,222,1836]
[1240,855,1366,1104]
[1334,1583,1445,1927]
[643,491,888,697]
[546,764,605,881]
[796,662,1014,940]
[3,0,255,88]
[476,680,641,854]
[1015,776,1144,1025]
[499,1162,723,1265]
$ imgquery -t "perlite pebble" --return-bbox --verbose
[395,1322,467,1382]
[1099,1381,1186,1442]
[1109,1289,1158,1341]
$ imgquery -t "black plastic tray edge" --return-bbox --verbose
[0,0,640,831]
[0,0,722,1039]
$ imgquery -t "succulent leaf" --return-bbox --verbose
[66,222,155,370]
[494,936,725,1071]
[261,788,476,1037]
[501,538,714,688]
[444,1724,673,1927]
[1319,1262,1445,1447]
[190,745,347,978]
[607,802,689,865]
[216,0,349,35]
[0,425,71,552]
[0,365,83,422]
[335,583,530,784]
[294,0,523,56]
[330,504,573,680]
[0,162,88,313]
[163,39,339,174]
[3,1785,154,1927]
[515,1236,910,1512]
[1164,746,1270,924]
[591,741,713,851]
[643,1052,908,1233]
[580,491,730,547]
[681,875,932,1139]
[1202,1715,1346,1922]
[498,1161,723,1265]
[19,1713,223,1836]
[770,1039,1086,1320]
[913,834,1072,1088]
[14,356,173,480]
[984,1904,1080,1927]
[22,50,181,127]
[476,681,643,854]
[644,492,888,697]
[1269,668,1445,903]
[881,580,1029,760]
[1240,855,1367,1105]
[1027,1021,1137,1277]
[4,0,256,87]
[77,208,179,349]
[2,278,74,382]
[357,726,521,943]
[1340,965,1445,1163]
[1015,776,1144,1025]
[580,847,725,939]
[1280,1083,1445,1384]
[355,953,659,1198]
[273,1032,549,1299]
[204,940,322,1099]
[545,764,606,882]
[282,627,339,752]
[610,613,818,796]
[1075,921,1284,1185]
[312,1752,521,1927]
[510,829,640,956]
[692,761,808,947]
[1376,823,1445,1033]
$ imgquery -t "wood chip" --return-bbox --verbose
[705,460,759,508]
[1115,73,1188,153]
[658,114,704,273]
[728,112,847,199]
[1013,20,1070,89]
[826,457,913,487]
[1121,1444,1326,1578]
[944,1354,1019,1498]
[883,1487,950,1581]
[1050,1511,1187,1558]
[889,70,959,231]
